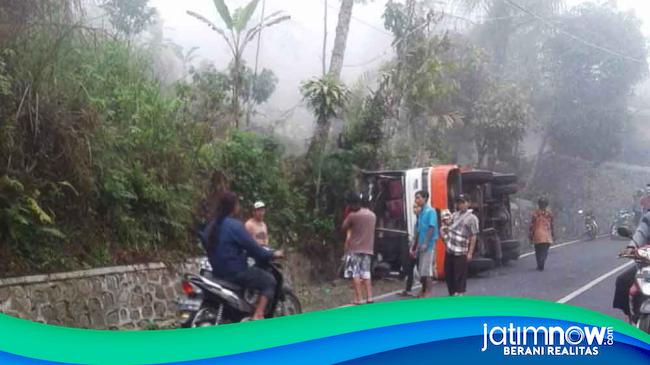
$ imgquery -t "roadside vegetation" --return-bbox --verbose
[0,0,647,278]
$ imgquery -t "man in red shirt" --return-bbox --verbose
[529,197,554,271]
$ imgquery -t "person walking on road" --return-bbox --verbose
[529,197,554,271]
[342,193,377,305]
[245,201,269,247]
[443,194,478,296]
[411,191,438,298]
[400,203,422,297]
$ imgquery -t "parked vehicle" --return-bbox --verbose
[611,209,635,240]
[578,209,598,240]
[361,166,520,279]
[176,258,301,327]
[616,227,650,333]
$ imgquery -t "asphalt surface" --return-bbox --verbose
[379,236,632,321]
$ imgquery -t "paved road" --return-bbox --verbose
[378,236,633,321]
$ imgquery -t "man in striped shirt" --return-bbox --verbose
[442,194,479,296]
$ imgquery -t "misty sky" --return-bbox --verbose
[148,0,650,137]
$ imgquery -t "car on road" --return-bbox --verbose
[361,166,520,279]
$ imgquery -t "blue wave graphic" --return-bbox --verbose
[0,316,647,364]
[169,317,650,365]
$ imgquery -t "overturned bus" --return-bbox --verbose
[361,165,520,279]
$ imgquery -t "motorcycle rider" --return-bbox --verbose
[202,191,284,320]
[613,209,650,321]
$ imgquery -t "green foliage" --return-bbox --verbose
[175,61,277,129]
[0,175,64,253]
[0,23,218,273]
[100,0,156,37]
[78,41,211,251]
[0,53,10,96]
[301,76,350,122]
[472,83,531,169]
[542,2,648,162]
[187,0,289,128]
[382,1,461,165]
[211,132,304,246]
[456,0,563,76]
[339,85,387,170]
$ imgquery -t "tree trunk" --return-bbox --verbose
[307,0,354,157]
[233,54,241,129]
[308,116,330,158]
[328,0,354,81]
[247,0,267,127]
[322,0,328,76]
[522,131,549,193]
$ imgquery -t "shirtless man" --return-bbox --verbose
[245,201,269,246]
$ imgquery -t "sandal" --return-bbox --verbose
[366,300,375,304]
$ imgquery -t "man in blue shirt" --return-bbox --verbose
[410,190,439,298]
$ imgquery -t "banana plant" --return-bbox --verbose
[187,0,290,129]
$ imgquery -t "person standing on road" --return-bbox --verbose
[245,201,269,247]
[443,194,479,296]
[411,191,438,298]
[342,193,377,305]
[529,197,554,271]
[400,203,422,297]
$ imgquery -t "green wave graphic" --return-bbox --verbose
[0,297,648,364]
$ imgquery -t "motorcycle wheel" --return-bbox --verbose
[191,305,224,327]
[638,314,650,334]
[274,291,302,317]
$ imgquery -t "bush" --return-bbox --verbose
[0,28,216,274]
[208,131,305,247]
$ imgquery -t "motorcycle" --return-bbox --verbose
[617,227,650,333]
[578,209,598,240]
[176,257,302,327]
[611,209,635,240]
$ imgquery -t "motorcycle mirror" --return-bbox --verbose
[617,226,633,239]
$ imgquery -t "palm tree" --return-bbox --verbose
[329,0,355,81]
[187,0,289,129]
[305,0,357,159]
[301,76,349,212]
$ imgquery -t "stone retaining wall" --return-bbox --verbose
[0,261,200,330]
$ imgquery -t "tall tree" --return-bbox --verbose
[541,2,648,162]
[301,76,350,212]
[100,0,156,39]
[381,0,461,165]
[456,0,563,77]
[329,0,354,80]
[187,0,289,129]
[307,0,356,159]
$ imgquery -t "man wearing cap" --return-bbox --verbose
[246,201,269,247]
[443,194,479,296]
